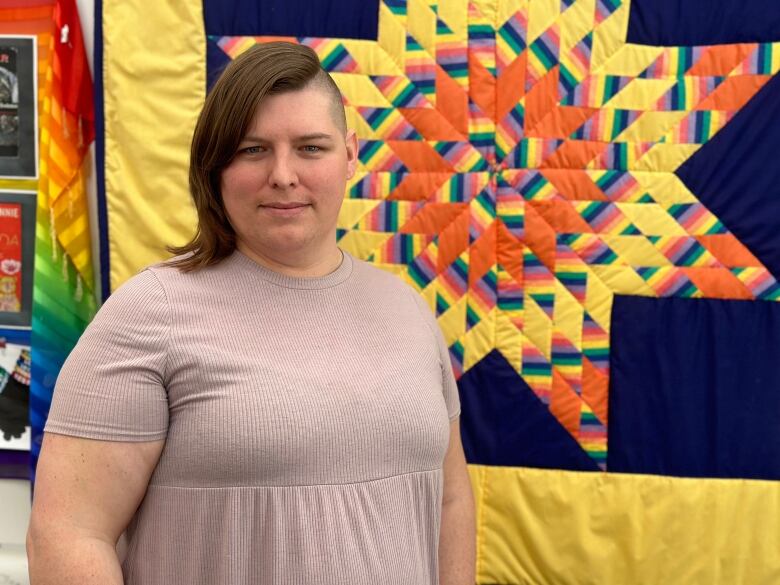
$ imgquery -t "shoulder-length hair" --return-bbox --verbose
[167,41,344,271]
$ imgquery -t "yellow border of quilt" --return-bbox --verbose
[102,0,204,289]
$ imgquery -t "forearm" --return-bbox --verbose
[27,532,124,585]
[439,494,476,585]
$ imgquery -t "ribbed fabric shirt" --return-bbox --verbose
[45,250,461,585]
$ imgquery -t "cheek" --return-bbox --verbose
[221,166,257,207]
[306,167,348,205]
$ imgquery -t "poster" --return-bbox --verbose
[0,36,36,179]
[0,203,22,313]
[0,192,34,327]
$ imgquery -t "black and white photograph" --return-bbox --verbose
[0,36,35,179]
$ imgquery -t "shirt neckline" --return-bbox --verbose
[230,248,354,290]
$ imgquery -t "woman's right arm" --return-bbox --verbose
[27,433,164,585]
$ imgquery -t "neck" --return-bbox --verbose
[235,242,344,278]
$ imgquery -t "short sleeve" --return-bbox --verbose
[45,269,171,442]
[409,288,461,421]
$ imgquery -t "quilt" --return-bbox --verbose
[98,0,780,582]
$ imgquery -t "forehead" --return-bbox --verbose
[247,86,341,136]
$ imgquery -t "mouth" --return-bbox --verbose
[261,201,310,209]
[258,201,311,218]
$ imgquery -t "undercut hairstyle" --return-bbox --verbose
[167,41,347,271]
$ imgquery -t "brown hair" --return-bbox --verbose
[167,41,346,271]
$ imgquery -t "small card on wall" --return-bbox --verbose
[0,192,34,328]
[0,203,23,313]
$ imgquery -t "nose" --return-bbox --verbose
[268,152,298,189]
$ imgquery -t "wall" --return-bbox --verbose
[0,3,95,582]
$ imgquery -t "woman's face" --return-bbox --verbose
[220,85,357,263]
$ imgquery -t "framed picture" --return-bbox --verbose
[0,36,37,179]
[0,328,31,479]
[0,192,34,328]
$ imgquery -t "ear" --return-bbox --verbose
[345,129,358,180]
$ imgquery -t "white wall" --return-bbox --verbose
[0,479,30,584]
[75,0,101,301]
[0,479,29,544]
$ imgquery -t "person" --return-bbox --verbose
[26,41,476,584]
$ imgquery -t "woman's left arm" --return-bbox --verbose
[439,417,476,585]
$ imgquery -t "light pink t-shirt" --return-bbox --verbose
[46,250,461,585]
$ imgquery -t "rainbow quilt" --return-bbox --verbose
[97,0,780,582]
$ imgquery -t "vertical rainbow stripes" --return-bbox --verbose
[502,136,562,168]
[589,142,653,171]
[433,172,488,202]
[665,110,733,144]
[735,43,776,75]
[561,74,630,107]
[371,232,434,264]
[354,201,424,232]
[348,172,404,199]
[655,76,725,111]
[639,46,706,78]
[572,109,640,141]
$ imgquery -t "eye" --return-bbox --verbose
[301,145,322,153]
[240,145,264,155]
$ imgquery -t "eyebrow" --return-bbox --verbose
[240,133,335,143]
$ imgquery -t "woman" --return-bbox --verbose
[27,41,475,585]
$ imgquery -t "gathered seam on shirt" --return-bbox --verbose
[148,467,444,490]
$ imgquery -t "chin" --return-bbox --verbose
[263,233,317,256]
